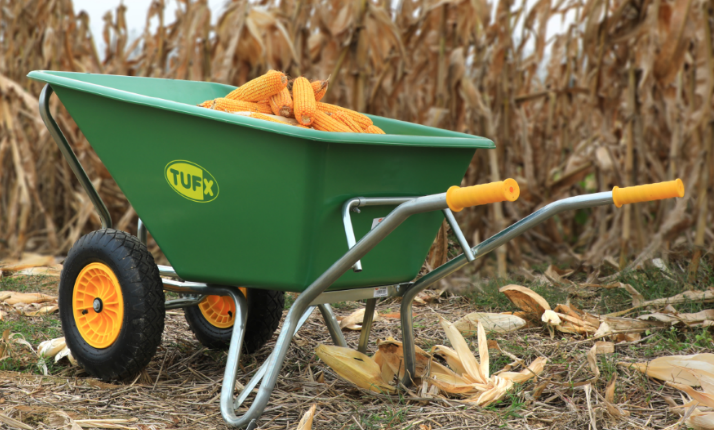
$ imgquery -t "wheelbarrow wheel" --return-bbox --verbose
[184,288,284,353]
[58,229,165,381]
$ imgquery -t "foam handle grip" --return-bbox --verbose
[446,178,520,212]
[612,179,685,208]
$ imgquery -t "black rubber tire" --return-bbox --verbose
[184,289,284,353]
[58,229,165,381]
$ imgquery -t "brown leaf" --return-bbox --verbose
[499,285,551,316]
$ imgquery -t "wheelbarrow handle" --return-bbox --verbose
[612,179,684,208]
[446,178,520,212]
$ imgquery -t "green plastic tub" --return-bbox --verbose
[28,71,494,292]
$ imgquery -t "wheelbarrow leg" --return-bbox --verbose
[221,193,449,427]
[357,298,377,353]
[233,305,317,409]
[137,218,147,245]
[317,304,347,347]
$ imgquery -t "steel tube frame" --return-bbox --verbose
[357,298,377,353]
[221,193,448,428]
[39,85,112,229]
[399,191,615,386]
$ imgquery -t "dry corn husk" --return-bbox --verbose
[296,404,317,430]
[1,291,57,305]
[315,345,395,393]
[337,308,382,331]
[454,312,526,335]
[623,354,714,386]
[373,337,430,380]
[498,357,548,383]
[687,411,714,430]
[499,285,551,317]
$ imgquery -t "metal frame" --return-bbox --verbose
[42,83,620,428]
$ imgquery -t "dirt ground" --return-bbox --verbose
[1,264,713,429]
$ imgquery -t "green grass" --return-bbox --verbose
[0,274,57,294]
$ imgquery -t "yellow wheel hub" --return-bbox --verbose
[72,263,124,349]
[199,288,246,328]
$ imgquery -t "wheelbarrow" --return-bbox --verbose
[28,70,685,429]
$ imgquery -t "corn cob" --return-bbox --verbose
[364,124,386,134]
[269,87,293,117]
[312,110,351,132]
[311,79,328,102]
[316,102,372,129]
[249,112,291,125]
[331,111,363,133]
[225,70,287,102]
[202,98,260,113]
[255,98,274,114]
[293,77,317,126]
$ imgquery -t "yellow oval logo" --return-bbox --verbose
[165,160,219,203]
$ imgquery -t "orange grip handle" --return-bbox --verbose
[612,179,684,208]
[446,178,520,212]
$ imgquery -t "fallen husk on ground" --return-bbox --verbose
[501,284,684,342]
[295,404,317,430]
[454,312,526,335]
[316,317,545,406]
[626,354,714,429]
[0,291,59,317]
[337,307,383,331]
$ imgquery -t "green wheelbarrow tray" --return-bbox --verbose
[28,70,493,292]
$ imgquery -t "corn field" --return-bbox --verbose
[0,0,712,280]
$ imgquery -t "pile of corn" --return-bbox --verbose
[198,70,385,134]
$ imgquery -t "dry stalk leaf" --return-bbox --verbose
[0,253,55,272]
[454,312,526,335]
[315,344,395,393]
[623,354,714,386]
[499,285,551,316]
[38,337,66,358]
[668,382,714,409]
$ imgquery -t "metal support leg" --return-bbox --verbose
[39,85,112,229]
[317,304,347,347]
[357,298,377,353]
[234,306,317,409]
[219,288,249,424]
[220,193,448,427]
[137,218,147,245]
[399,192,616,387]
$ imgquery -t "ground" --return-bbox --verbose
[0,260,712,429]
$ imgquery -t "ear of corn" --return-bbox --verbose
[316,102,372,129]
[364,125,385,134]
[315,344,395,393]
[249,112,291,125]
[311,79,328,102]
[293,77,317,125]
[269,87,294,117]
[332,111,363,133]
[225,70,287,102]
[254,98,274,114]
[201,98,261,113]
[312,110,351,132]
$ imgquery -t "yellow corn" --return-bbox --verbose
[225,70,287,102]
[255,99,274,115]
[364,125,386,134]
[249,112,291,125]
[311,79,328,102]
[312,110,351,132]
[202,98,260,113]
[293,77,316,126]
[316,102,372,129]
[269,87,293,117]
[331,111,363,133]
